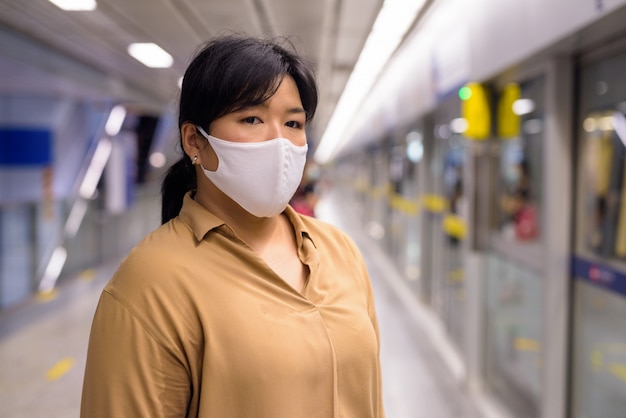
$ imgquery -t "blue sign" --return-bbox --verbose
[0,128,53,166]
[573,256,626,298]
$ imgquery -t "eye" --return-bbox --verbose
[242,116,261,124]
[285,120,304,129]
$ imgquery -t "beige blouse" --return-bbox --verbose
[81,193,384,418]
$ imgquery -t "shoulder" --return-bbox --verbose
[104,218,195,306]
[98,219,203,342]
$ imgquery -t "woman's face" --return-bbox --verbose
[209,75,307,146]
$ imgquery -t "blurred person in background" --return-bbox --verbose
[81,34,384,418]
[290,162,320,217]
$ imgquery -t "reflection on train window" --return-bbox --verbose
[496,77,545,242]
[581,110,626,259]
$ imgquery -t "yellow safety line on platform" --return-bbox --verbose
[514,338,540,352]
[46,357,75,381]
[36,289,58,302]
[609,363,626,383]
[591,350,604,371]
[80,269,96,281]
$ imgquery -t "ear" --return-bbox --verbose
[181,122,218,171]
[181,122,206,162]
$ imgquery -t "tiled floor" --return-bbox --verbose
[0,186,482,417]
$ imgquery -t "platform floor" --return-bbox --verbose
[0,187,483,417]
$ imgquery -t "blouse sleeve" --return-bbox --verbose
[80,290,191,418]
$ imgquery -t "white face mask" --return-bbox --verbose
[196,126,308,218]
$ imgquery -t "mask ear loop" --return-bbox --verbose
[196,126,209,138]
[195,126,220,172]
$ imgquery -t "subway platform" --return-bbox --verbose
[0,186,484,418]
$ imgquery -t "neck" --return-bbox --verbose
[193,184,286,251]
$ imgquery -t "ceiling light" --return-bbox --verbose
[314,0,426,164]
[512,98,536,115]
[436,124,452,139]
[149,152,167,168]
[599,116,613,131]
[450,118,469,133]
[48,0,97,11]
[128,43,173,68]
[406,140,424,163]
[583,117,597,133]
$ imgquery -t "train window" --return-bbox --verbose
[576,45,626,262]
[579,110,626,260]
[495,77,545,244]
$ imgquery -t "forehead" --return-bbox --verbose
[261,75,302,106]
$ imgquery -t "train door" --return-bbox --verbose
[484,76,546,417]
[571,42,626,418]
[419,113,437,305]
[386,136,407,260]
[422,110,447,312]
[421,96,466,348]
[364,144,390,242]
[386,127,424,296]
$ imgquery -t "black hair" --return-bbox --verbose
[161,35,318,224]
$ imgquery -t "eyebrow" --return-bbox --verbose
[254,101,306,113]
[239,103,307,117]
[286,107,307,116]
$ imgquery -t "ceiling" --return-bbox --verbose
[0,0,384,146]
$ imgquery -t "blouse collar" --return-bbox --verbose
[178,192,316,249]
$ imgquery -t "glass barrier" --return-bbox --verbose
[573,46,626,418]
[485,75,546,416]
[0,184,160,310]
[485,253,542,417]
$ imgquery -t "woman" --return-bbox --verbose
[81,35,384,418]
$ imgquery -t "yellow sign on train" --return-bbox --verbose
[498,83,521,138]
[460,82,490,140]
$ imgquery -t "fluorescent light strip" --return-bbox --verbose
[39,246,68,293]
[314,0,426,164]
[64,199,88,238]
[79,138,112,199]
[105,105,127,136]
[128,43,173,68]
[48,0,97,11]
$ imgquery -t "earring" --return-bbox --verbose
[193,156,198,164]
